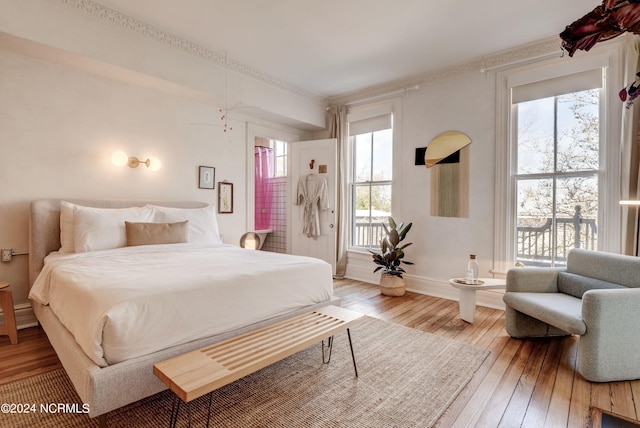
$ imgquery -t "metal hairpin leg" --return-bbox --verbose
[206,392,213,428]
[347,328,358,377]
[169,390,214,428]
[168,396,195,428]
[321,329,359,377]
[322,335,334,363]
[169,395,180,428]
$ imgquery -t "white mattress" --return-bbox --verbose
[29,243,333,367]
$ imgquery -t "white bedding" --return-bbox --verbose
[29,243,333,367]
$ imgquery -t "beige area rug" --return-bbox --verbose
[1,317,489,428]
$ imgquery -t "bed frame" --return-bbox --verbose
[29,199,339,425]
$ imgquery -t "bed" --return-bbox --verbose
[28,199,337,422]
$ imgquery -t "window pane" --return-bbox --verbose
[353,184,372,247]
[370,184,392,215]
[556,89,600,172]
[555,175,598,259]
[269,139,287,177]
[516,178,554,265]
[275,156,286,177]
[352,183,392,248]
[516,97,554,174]
[354,134,372,182]
[516,175,599,266]
[349,111,394,250]
[354,184,371,214]
[372,129,393,181]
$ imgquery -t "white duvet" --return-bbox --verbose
[29,243,333,367]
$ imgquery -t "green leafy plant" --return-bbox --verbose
[369,217,414,278]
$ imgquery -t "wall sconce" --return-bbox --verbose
[111,151,161,171]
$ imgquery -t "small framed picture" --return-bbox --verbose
[218,182,233,214]
[198,166,215,189]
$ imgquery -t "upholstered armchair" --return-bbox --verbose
[503,249,640,382]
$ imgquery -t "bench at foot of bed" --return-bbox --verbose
[153,305,364,427]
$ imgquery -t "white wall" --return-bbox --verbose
[0,50,248,310]
[0,1,321,327]
[2,0,629,325]
[402,72,497,279]
[344,40,630,310]
[344,71,504,308]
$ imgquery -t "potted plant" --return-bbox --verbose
[369,217,413,296]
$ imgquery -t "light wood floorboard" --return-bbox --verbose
[1,278,638,427]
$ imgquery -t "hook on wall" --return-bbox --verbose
[309,159,315,170]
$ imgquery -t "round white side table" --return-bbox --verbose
[448,278,506,323]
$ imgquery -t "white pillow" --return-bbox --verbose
[60,201,78,253]
[73,205,155,253]
[152,205,222,244]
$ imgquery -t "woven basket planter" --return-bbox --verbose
[380,273,406,297]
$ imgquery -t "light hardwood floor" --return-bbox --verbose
[1,278,638,427]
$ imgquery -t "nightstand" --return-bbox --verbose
[0,282,18,344]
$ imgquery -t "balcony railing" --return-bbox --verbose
[353,221,386,249]
[354,205,597,267]
[516,206,597,266]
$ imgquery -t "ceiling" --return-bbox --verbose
[95,0,602,99]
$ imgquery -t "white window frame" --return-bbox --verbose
[271,139,288,178]
[346,98,403,253]
[494,47,624,274]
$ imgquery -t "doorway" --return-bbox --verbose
[246,125,337,268]
[253,136,288,253]
[247,123,302,253]
[289,139,338,275]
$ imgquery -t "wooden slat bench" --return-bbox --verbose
[153,305,364,427]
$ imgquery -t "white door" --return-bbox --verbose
[289,139,337,275]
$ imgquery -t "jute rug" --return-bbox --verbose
[1,317,489,427]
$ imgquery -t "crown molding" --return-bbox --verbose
[328,37,563,107]
[44,0,569,110]
[49,0,324,103]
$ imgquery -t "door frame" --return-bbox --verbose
[289,138,338,274]
[245,123,306,250]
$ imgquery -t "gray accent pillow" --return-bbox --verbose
[125,221,189,247]
[557,272,626,299]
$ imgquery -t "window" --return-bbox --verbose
[512,69,603,266]
[349,113,393,248]
[271,139,287,177]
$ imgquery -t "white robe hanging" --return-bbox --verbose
[295,174,329,238]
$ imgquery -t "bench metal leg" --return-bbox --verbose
[168,391,213,428]
[206,392,213,428]
[322,335,334,363]
[169,395,180,428]
[347,328,358,377]
[321,329,358,377]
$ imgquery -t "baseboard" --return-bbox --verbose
[0,302,38,331]
[345,264,506,311]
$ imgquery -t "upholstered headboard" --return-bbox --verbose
[29,199,208,286]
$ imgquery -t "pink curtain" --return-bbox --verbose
[255,146,274,230]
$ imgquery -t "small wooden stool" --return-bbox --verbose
[0,282,18,345]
